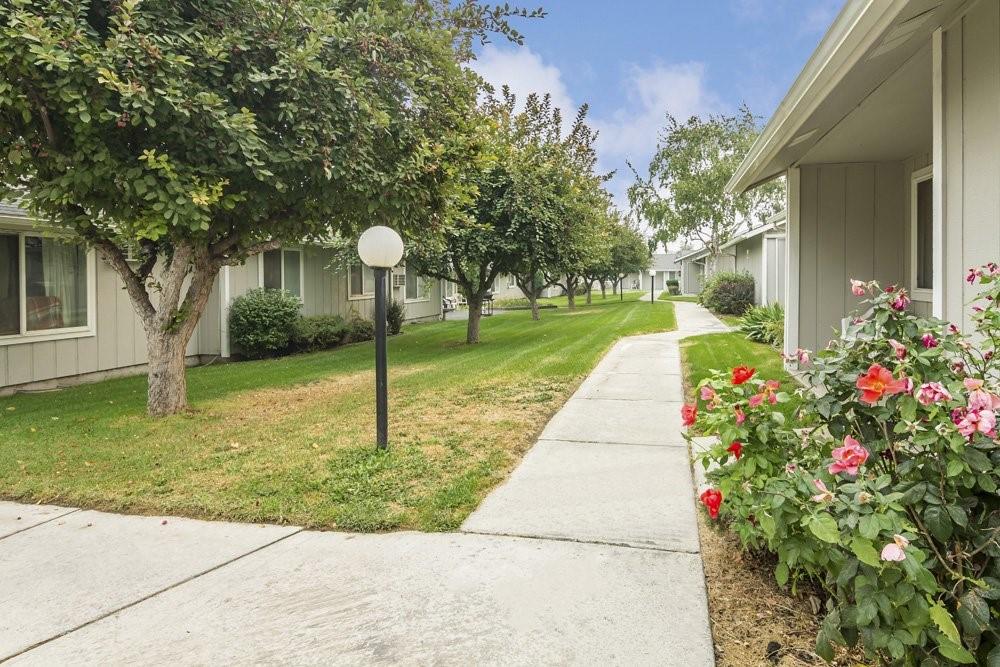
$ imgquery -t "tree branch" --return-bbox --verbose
[92,239,156,324]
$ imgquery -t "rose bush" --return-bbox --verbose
[686,267,1000,665]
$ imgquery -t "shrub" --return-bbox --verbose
[700,271,755,315]
[387,299,405,336]
[740,303,784,346]
[291,315,348,352]
[229,288,301,359]
[346,315,375,343]
[686,271,1000,665]
[665,279,680,295]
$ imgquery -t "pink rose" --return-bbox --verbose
[811,479,834,503]
[828,435,869,477]
[880,534,910,562]
[916,382,952,406]
[888,339,907,360]
[700,385,716,402]
[850,279,866,297]
[921,333,938,349]
[891,291,910,311]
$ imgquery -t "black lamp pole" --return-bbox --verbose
[650,273,654,304]
[374,267,389,449]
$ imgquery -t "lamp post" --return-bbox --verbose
[620,273,626,302]
[357,226,405,450]
[648,268,657,304]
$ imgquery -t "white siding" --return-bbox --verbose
[942,1,1000,330]
[795,162,906,353]
[733,237,763,304]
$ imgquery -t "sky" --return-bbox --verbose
[470,0,844,233]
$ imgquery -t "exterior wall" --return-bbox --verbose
[681,259,705,295]
[490,274,524,300]
[0,252,210,391]
[733,237,763,305]
[1,242,441,390]
[763,235,786,306]
[941,1,1000,331]
[794,162,906,353]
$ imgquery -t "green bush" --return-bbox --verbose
[665,279,680,295]
[291,315,348,352]
[387,299,405,336]
[347,315,375,343]
[689,272,1000,665]
[739,303,784,346]
[700,271,755,315]
[229,288,301,359]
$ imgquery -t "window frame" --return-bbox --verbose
[257,247,305,300]
[404,268,429,303]
[0,227,97,346]
[347,262,376,300]
[909,165,934,303]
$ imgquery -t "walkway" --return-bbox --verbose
[0,301,728,666]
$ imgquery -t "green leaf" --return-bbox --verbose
[809,514,841,544]
[858,514,879,540]
[946,458,964,477]
[936,637,976,664]
[929,603,961,644]
[955,590,990,638]
[851,538,882,568]
[924,506,953,541]
[775,562,788,586]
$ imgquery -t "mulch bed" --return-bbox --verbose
[696,514,863,666]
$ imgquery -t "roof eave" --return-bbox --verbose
[726,0,911,194]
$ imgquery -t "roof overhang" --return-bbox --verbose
[727,0,967,194]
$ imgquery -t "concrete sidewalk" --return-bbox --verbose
[1,301,727,666]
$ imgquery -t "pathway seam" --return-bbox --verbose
[461,529,701,555]
[0,507,80,542]
[2,527,305,663]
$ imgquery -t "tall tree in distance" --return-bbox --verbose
[628,107,783,273]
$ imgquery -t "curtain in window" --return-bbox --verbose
[916,178,933,291]
[0,235,17,335]
[25,236,87,331]
[405,270,417,300]
[283,251,301,297]
[262,250,282,290]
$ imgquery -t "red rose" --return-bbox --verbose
[681,403,697,427]
[699,488,723,519]
[727,441,743,460]
[731,365,756,385]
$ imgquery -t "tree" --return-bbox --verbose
[0,0,537,416]
[628,107,783,273]
[606,218,650,295]
[408,88,610,334]
[504,95,605,320]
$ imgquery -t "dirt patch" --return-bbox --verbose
[698,514,861,666]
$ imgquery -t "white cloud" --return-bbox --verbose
[470,47,722,229]
[472,44,575,113]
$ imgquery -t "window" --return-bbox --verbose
[507,275,516,289]
[260,249,302,298]
[405,270,427,301]
[349,263,375,298]
[911,167,934,299]
[0,232,94,342]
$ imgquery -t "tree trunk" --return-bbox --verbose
[145,329,193,417]
[565,277,577,310]
[612,280,618,295]
[97,240,223,417]
[529,293,540,321]
[600,282,607,299]
[585,281,593,305]
[466,295,483,344]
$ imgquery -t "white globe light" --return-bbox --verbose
[357,226,404,268]
[648,269,657,277]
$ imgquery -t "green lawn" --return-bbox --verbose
[0,297,676,532]
[496,290,654,309]
[658,293,699,302]
[680,332,801,420]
